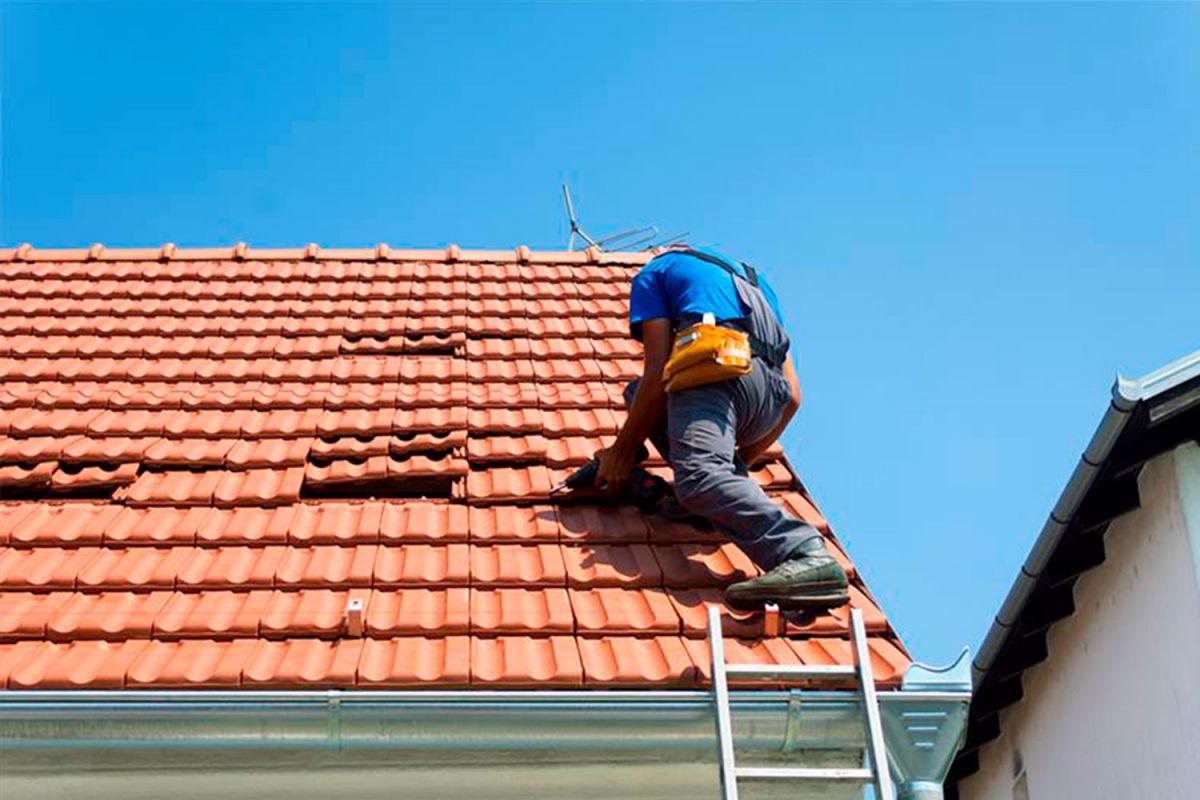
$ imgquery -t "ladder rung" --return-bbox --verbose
[735,767,873,782]
[724,663,856,679]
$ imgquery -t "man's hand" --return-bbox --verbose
[594,446,636,494]
[599,318,672,494]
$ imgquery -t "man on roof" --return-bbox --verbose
[595,245,849,611]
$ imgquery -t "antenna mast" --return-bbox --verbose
[560,182,689,252]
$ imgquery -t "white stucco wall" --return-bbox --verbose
[960,442,1200,800]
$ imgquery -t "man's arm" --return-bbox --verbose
[595,318,673,490]
[738,353,801,467]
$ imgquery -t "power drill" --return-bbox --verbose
[555,450,671,514]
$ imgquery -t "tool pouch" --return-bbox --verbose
[662,315,753,393]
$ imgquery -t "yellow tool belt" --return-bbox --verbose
[662,316,753,393]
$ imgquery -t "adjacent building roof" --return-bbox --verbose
[0,243,907,690]
[947,348,1200,792]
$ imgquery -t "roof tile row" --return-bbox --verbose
[0,496,828,546]
[0,381,472,411]
[0,633,906,689]
[0,542,764,589]
[0,355,469,383]
[0,586,889,642]
[0,274,632,303]
[0,297,629,328]
[0,406,469,439]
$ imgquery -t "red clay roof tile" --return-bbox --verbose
[309,434,389,460]
[468,408,542,434]
[366,588,469,636]
[374,543,470,586]
[225,438,311,469]
[196,506,294,546]
[665,590,763,639]
[386,452,468,479]
[0,591,72,639]
[242,639,363,687]
[536,382,617,409]
[8,503,123,546]
[358,636,470,687]
[470,588,573,634]
[0,436,69,461]
[260,588,370,637]
[464,465,552,503]
[562,544,662,589]
[153,590,273,638]
[175,546,287,589]
[470,544,567,587]
[304,454,389,487]
[142,437,236,467]
[103,507,207,546]
[467,382,539,408]
[467,359,535,382]
[127,639,258,687]
[46,591,172,641]
[569,588,681,635]
[579,636,697,687]
[274,545,377,588]
[542,408,619,436]
[467,505,559,543]
[379,502,468,543]
[470,636,582,687]
[652,543,759,588]
[0,547,103,590]
[278,502,377,545]
[49,461,139,492]
[7,639,149,689]
[0,460,56,489]
[466,435,547,463]
[557,506,649,544]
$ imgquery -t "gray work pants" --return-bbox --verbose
[624,360,822,570]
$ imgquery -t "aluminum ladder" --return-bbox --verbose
[707,605,895,800]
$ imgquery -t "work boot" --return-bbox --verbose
[724,540,850,611]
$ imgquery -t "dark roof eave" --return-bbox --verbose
[952,348,1200,790]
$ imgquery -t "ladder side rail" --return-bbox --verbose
[850,608,896,800]
[707,605,741,800]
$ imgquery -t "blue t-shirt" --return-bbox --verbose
[628,247,785,341]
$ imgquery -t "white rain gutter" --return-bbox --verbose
[1,681,970,799]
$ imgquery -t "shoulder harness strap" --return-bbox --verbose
[675,248,786,368]
[677,248,759,287]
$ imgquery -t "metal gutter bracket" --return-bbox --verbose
[326,690,343,752]
[881,649,972,800]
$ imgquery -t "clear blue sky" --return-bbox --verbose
[3,2,1197,664]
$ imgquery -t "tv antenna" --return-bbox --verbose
[561,183,689,252]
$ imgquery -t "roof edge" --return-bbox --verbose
[974,347,1200,681]
[1114,348,1200,408]
[0,243,656,266]
[955,347,1200,789]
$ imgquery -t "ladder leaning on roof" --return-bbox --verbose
[706,605,895,800]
